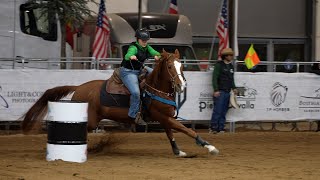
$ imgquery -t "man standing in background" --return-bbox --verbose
[210,48,238,134]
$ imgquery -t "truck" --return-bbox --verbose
[0,0,61,69]
[77,12,199,71]
[1,1,199,70]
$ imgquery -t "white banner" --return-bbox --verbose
[0,70,319,121]
[179,72,320,121]
[0,70,113,121]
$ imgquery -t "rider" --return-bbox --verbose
[120,28,161,123]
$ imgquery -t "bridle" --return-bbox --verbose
[144,54,186,97]
[165,54,186,89]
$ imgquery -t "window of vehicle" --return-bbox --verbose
[20,3,57,41]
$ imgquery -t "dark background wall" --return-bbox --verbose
[147,0,306,38]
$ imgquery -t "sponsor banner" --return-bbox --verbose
[178,72,320,121]
[0,70,319,121]
[0,70,113,121]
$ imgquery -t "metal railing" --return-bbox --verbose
[0,57,319,72]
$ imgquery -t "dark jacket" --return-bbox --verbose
[212,60,236,92]
[121,42,160,70]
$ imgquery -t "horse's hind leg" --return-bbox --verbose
[87,105,99,131]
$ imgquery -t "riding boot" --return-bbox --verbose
[128,112,146,125]
[134,112,146,125]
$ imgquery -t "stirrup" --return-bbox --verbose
[134,112,146,125]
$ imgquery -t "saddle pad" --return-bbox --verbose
[100,80,130,108]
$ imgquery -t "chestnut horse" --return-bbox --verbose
[21,49,219,157]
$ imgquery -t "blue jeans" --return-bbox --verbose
[144,66,153,74]
[119,66,153,118]
[210,91,230,131]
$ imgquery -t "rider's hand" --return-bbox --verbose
[233,88,238,95]
[213,91,220,97]
[154,55,160,61]
[130,55,137,60]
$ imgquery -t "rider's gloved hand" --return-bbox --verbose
[154,55,160,61]
[130,55,138,60]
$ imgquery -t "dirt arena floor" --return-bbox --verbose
[0,122,319,180]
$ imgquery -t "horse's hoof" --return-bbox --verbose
[175,151,187,157]
[205,145,219,155]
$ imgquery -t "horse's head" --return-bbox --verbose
[160,49,187,93]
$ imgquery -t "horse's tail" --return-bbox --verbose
[21,85,78,134]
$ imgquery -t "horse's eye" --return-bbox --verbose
[168,66,172,69]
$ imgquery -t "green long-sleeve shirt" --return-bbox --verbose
[124,42,160,60]
[212,61,236,92]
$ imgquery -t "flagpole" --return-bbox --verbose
[138,0,142,29]
[208,34,216,61]
[208,0,225,60]
[164,0,170,13]
[233,0,239,58]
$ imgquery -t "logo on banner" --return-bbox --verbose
[270,82,288,107]
[299,88,320,113]
[0,86,9,108]
[198,84,258,112]
[237,83,257,109]
[198,92,213,112]
[7,90,44,104]
[267,82,290,112]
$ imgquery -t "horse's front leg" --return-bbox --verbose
[150,108,219,155]
[164,116,219,155]
[164,128,187,157]
[194,135,219,155]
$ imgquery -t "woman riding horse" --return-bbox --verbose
[120,28,160,123]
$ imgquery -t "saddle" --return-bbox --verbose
[105,68,147,95]
[100,68,149,109]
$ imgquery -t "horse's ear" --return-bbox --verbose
[174,49,180,59]
[162,48,167,53]
[162,49,168,58]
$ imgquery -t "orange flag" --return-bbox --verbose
[244,44,260,69]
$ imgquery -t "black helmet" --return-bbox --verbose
[135,28,150,41]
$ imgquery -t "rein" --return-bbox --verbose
[144,82,175,97]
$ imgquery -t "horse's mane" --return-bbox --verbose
[146,53,167,88]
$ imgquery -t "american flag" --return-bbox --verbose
[169,0,178,14]
[216,0,229,58]
[92,0,110,59]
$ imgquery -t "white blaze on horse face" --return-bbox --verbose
[173,60,186,91]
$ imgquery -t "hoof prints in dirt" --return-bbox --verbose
[87,133,126,153]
